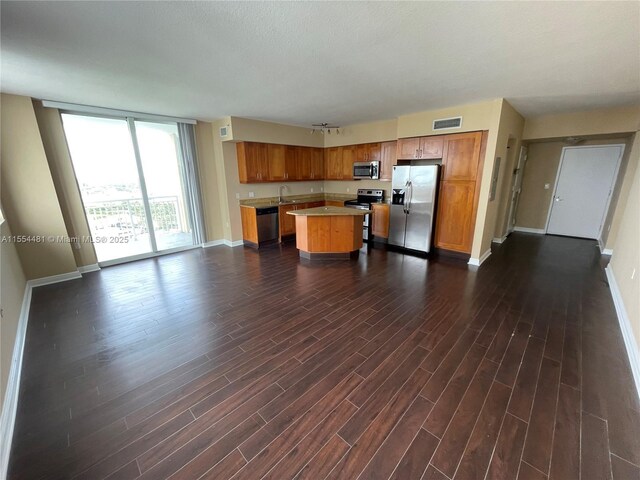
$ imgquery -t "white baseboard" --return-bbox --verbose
[605,265,640,401]
[597,239,614,256]
[224,240,244,247]
[28,270,82,287]
[203,239,243,248]
[0,282,32,479]
[513,226,546,234]
[78,263,100,274]
[492,235,507,244]
[468,249,492,267]
[202,239,225,248]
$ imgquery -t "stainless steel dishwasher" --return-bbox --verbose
[255,206,279,245]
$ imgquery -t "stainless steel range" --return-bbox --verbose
[344,189,384,242]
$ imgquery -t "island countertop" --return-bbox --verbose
[287,206,371,216]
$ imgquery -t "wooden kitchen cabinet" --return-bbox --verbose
[396,137,421,160]
[237,142,269,183]
[267,144,291,181]
[240,206,258,244]
[325,147,343,180]
[396,136,444,160]
[434,181,476,252]
[371,203,390,238]
[441,132,482,181]
[341,145,356,179]
[324,200,344,207]
[420,136,444,159]
[434,130,487,254]
[379,141,397,181]
[310,148,324,180]
[355,143,382,163]
[279,204,297,237]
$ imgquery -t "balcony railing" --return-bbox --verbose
[84,196,185,240]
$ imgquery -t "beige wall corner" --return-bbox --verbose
[0,94,77,280]
[32,101,98,267]
[195,121,225,242]
[487,100,526,243]
[470,99,526,259]
[609,136,640,350]
[0,221,27,408]
[523,105,640,140]
[606,133,640,250]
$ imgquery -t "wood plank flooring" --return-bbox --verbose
[8,233,640,479]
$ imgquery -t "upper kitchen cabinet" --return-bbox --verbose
[396,136,444,160]
[341,145,356,179]
[355,143,382,162]
[267,144,291,181]
[310,148,325,180]
[237,142,269,183]
[325,147,343,180]
[441,132,483,181]
[379,141,397,181]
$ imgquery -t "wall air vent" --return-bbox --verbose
[219,126,229,138]
[433,116,462,130]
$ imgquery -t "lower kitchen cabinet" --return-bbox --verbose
[371,203,390,238]
[324,200,344,207]
[279,204,297,237]
[240,206,258,244]
[434,181,476,252]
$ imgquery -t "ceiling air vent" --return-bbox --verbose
[433,116,462,130]
[219,126,229,138]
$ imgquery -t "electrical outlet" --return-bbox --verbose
[310,188,314,193]
[346,188,350,193]
[249,192,255,198]
[235,193,240,199]
[320,187,324,192]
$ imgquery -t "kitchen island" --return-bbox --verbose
[287,206,371,259]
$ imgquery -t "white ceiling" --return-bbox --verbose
[2,2,639,125]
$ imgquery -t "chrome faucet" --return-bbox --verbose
[278,185,288,203]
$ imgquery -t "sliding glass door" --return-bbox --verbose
[62,114,198,264]
[133,121,194,251]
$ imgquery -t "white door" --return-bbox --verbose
[546,145,623,239]
[507,146,527,233]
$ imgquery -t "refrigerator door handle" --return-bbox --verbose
[406,181,413,214]
[403,181,409,213]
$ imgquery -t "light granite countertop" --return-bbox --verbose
[239,193,355,208]
[287,206,371,216]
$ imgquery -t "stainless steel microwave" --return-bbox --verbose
[353,161,380,180]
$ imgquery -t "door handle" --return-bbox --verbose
[403,181,409,213]
[407,181,413,213]
[554,196,563,202]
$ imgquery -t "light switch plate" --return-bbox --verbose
[248,192,255,198]
[235,193,240,199]
[544,183,550,190]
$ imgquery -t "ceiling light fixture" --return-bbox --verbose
[311,122,340,135]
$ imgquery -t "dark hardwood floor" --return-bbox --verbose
[9,233,640,479]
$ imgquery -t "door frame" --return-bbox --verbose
[506,145,528,234]
[544,144,625,240]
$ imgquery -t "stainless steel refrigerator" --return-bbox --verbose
[389,165,439,253]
